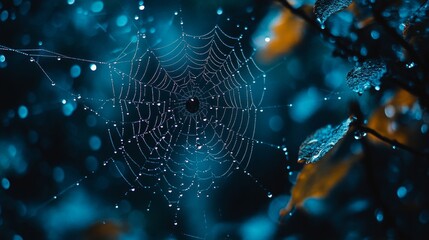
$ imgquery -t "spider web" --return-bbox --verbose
[0,10,284,209]
[0,2,356,238]
[101,16,269,204]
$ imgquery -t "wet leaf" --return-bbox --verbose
[314,0,352,25]
[280,154,360,217]
[258,8,305,62]
[298,118,353,164]
[346,60,386,94]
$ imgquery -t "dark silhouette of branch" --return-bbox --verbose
[359,126,429,158]
[350,102,407,239]
[371,7,427,80]
[375,13,422,68]
[350,102,427,157]
[387,73,429,110]
[276,0,363,60]
[277,0,429,110]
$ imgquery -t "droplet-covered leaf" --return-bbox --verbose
[314,0,352,25]
[298,118,352,164]
[280,154,360,217]
[346,60,386,94]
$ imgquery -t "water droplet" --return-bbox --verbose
[316,17,322,24]
[354,130,367,140]
[267,192,273,198]
[375,209,383,222]
[90,63,97,71]
[406,62,415,68]
[397,186,407,198]
[421,124,428,134]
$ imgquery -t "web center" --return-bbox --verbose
[185,97,200,113]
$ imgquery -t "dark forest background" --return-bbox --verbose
[1,0,429,239]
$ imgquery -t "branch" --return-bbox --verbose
[360,132,407,238]
[372,8,427,80]
[350,102,407,238]
[277,0,363,60]
[358,126,429,158]
[277,0,429,109]
[387,73,429,110]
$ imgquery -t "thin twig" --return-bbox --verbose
[350,102,407,239]
[359,126,429,158]
[388,74,429,110]
[372,8,427,79]
[277,0,363,60]
[360,135,407,238]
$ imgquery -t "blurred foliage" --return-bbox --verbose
[281,153,359,216]
[275,0,429,238]
[367,89,426,148]
[257,8,305,61]
[1,0,429,239]
[84,221,127,240]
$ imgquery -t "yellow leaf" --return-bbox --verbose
[280,154,359,217]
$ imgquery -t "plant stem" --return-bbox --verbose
[358,126,429,158]
[277,0,362,60]
[360,135,406,238]
[350,103,406,238]
[372,8,427,80]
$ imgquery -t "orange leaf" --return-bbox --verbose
[84,221,127,240]
[280,154,359,217]
[258,8,305,62]
[367,89,423,147]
